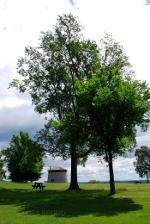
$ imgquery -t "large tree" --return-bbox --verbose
[76,35,150,194]
[3,131,43,182]
[134,146,150,183]
[10,14,100,190]
[37,113,92,189]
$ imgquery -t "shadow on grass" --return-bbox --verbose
[0,188,142,217]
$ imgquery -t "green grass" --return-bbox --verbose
[0,181,150,224]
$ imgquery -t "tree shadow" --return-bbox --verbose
[0,188,142,217]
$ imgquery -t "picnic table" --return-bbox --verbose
[32,182,46,190]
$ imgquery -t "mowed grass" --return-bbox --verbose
[0,181,150,224]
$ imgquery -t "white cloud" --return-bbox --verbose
[136,131,150,147]
[0,97,30,109]
[74,0,150,82]
[0,0,75,66]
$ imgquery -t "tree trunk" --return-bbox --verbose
[146,173,149,183]
[108,150,116,195]
[68,143,80,191]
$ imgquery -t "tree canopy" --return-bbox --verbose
[3,131,43,182]
[134,146,150,183]
[11,14,100,118]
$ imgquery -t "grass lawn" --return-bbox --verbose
[0,181,150,224]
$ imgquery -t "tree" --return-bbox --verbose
[134,146,150,183]
[37,114,92,189]
[0,152,5,180]
[3,131,43,182]
[76,35,150,194]
[10,14,100,190]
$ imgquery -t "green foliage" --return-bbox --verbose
[76,35,150,157]
[0,152,5,180]
[37,116,90,161]
[3,131,44,182]
[10,14,100,119]
[88,180,100,183]
[134,146,150,182]
[37,119,71,160]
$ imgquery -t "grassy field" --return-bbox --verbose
[0,181,150,224]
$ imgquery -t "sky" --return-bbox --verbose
[0,0,150,182]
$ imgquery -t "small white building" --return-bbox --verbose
[47,167,67,183]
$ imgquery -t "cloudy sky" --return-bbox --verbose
[0,0,150,182]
